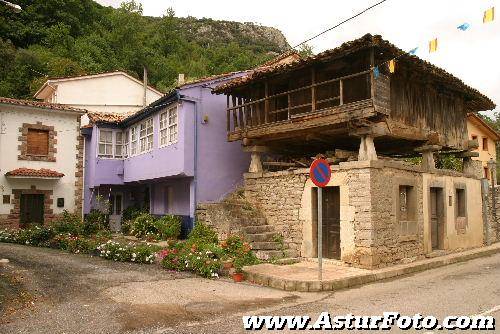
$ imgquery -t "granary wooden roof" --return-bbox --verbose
[213,34,495,112]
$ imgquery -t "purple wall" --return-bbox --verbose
[83,73,250,217]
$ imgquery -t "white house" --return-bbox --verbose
[34,71,163,115]
[0,97,86,229]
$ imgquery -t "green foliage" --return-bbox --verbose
[83,209,109,236]
[0,0,288,99]
[187,221,218,244]
[96,240,160,263]
[436,154,463,171]
[127,213,181,240]
[122,206,146,222]
[50,210,84,235]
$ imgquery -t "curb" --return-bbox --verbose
[244,244,500,292]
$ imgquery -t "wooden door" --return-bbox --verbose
[430,188,444,250]
[322,187,340,259]
[20,194,44,227]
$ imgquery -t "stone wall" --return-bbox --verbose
[485,184,500,245]
[244,171,307,257]
[242,160,485,269]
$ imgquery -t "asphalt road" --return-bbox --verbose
[0,242,499,333]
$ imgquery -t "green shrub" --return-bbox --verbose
[188,221,218,244]
[154,215,181,240]
[11,226,55,246]
[51,210,83,235]
[83,209,109,236]
[122,206,146,223]
[129,213,157,238]
[96,240,160,263]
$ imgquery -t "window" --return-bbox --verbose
[98,130,113,157]
[398,185,416,236]
[130,127,138,156]
[109,194,123,215]
[471,135,477,141]
[3,195,10,204]
[139,118,153,153]
[115,132,123,158]
[456,188,466,218]
[484,167,489,179]
[160,105,178,147]
[123,131,129,158]
[482,137,488,151]
[27,129,49,156]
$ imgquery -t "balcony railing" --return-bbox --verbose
[226,69,389,135]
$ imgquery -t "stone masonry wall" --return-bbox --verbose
[485,185,500,245]
[244,171,307,258]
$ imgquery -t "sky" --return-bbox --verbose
[97,0,499,116]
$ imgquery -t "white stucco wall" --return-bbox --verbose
[40,73,163,114]
[0,105,81,216]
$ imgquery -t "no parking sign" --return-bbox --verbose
[309,158,331,187]
[310,158,331,281]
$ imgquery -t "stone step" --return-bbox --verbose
[239,217,267,226]
[255,250,284,261]
[251,241,281,250]
[245,232,276,242]
[242,225,273,234]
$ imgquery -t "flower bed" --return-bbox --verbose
[0,217,260,280]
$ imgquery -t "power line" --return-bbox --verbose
[291,0,389,49]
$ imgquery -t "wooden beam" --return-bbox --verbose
[311,67,316,112]
[264,81,269,124]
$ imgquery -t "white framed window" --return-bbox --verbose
[115,132,123,158]
[139,118,154,153]
[123,130,129,158]
[130,127,138,156]
[98,130,113,157]
[160,105,178,147]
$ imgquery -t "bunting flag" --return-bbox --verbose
[429,38,438,53]
[409,47,419,55]
[484,7,495,23]
[388,59,396,73]
[373,66,380,78]
[457,23,470,31]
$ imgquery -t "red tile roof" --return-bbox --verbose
[0,97,87,113]
[87,111,131,125]
[5,168,64,178]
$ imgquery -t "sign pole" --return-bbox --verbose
[309,158,330,283]
[317,187,323,281]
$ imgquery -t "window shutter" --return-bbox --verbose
[27,129,49,155]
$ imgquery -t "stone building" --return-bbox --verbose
[207,34,497,268]
[0,97,86,228]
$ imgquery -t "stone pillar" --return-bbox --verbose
[415,145,441,172]
[358,135,377,161]
[243,146,269,173]
[487,158,497,185]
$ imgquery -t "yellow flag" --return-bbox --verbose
[388,59,396,73]
[484,7,494,23]
[429,38,438,53]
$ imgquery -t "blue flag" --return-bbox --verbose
[457,23,470,31]
[373,66,380,78]
[409,47,418,55]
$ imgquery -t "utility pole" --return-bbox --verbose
[143,66,148,107]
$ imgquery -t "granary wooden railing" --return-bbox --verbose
[226,69,390,135]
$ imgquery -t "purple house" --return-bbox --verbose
[82,73,250,231]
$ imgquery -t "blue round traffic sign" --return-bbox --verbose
[310,159,331,187]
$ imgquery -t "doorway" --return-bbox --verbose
[109,193,123,232]
[313,186,341,259]
[20,194,44,227]
[429,187,445,250]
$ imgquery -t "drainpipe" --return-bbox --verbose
[180,92,202,227]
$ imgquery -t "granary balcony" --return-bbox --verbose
[224,68,390,149]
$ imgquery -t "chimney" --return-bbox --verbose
[178,73,185,86]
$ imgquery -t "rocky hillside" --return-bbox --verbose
[0,0,290,99]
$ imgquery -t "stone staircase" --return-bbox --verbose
[198,191,284,260]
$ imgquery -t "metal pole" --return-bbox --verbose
[317,187,323,281]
